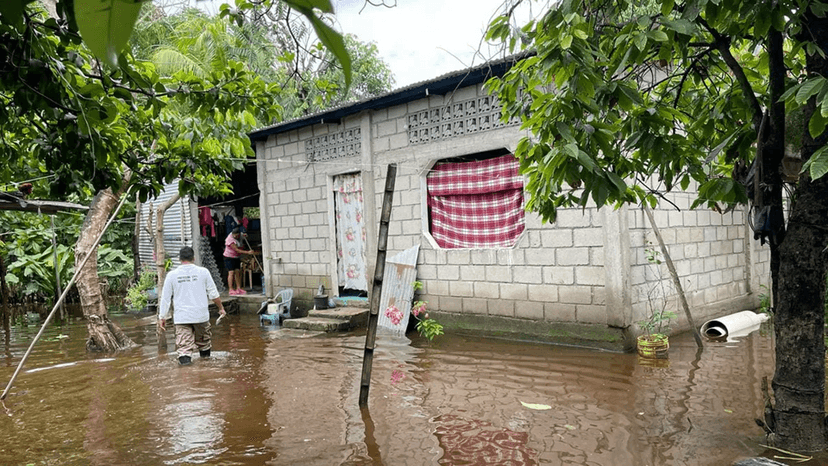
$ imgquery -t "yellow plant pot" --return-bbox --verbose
[637,334,670,359]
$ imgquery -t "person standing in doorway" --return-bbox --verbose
[223,227,256,295]
[159,246,226,365]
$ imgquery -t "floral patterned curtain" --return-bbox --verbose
[333,173,368,292]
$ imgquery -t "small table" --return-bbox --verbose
[241,252,263,289]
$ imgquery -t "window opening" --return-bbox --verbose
[426,152,525,249]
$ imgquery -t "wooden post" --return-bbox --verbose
[157,321,168,350]
[50,215,65,321]
[359,164,396,407]
[155,193,181,289]
[0,254,9,329]
[643,203,703,348]
[133,194,142,281]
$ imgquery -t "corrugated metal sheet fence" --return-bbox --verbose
[137,181,193,271]
[377,245,420,334]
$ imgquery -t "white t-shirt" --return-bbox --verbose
[159,263,220,324]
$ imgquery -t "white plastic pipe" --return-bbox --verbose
[700,311,770,340]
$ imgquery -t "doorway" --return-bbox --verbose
[333,172,368,297]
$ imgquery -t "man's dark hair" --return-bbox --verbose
[232,227,241,234]
[179,246,195,262]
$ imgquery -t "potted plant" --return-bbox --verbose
[125,268,157,312]
[636,245,677,359]
[637,311,676,359]
[384,281,443,341]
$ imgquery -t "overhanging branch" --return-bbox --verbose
[698,18,764,132]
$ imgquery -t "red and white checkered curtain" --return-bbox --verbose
[426,154,525,249]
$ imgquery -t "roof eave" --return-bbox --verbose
[249,53,530,142]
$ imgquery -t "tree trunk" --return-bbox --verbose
[765,28,786,309]
[76,185,136,352]
[772,175,828,451]
[770,8,828,452]
[150,193,180,351]
[154,193,181,290]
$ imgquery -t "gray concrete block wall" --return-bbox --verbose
[627,190,769,332]
[361,84,611,325]
[259,120,366,302]
[411,205,607,325]
[256,81,771,331]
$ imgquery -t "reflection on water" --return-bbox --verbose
[434,414,538,465]
[0,311,814,465]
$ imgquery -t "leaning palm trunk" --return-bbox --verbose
[149,192,181,351]
[154,192,181,289]
[75,180,136,351]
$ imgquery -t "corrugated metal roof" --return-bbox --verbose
[248,53,532,141]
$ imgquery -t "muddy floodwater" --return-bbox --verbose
[0,311,820,465]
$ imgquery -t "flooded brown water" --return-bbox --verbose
[0,312,820,465]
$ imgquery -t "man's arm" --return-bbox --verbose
[158,273,174,328]
[213,297,226,316]
[204,271,225,315]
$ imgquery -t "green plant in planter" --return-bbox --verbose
[412,281,443,341]
[758,284,772,316]
[125,269,157,311]
[638,243,676,342]
[638,310,676,341]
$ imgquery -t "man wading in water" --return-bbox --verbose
[159,246,226,365]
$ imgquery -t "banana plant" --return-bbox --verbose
[5,244,74,304]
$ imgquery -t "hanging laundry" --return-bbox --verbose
[199,206,215,237]
[225,214,245,234]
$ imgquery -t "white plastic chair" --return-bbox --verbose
[260,288,293,325]
[273,288,293,315]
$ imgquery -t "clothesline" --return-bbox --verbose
[198,192,260,208]
[0,174,58,191]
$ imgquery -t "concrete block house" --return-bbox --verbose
[249,56,770,349]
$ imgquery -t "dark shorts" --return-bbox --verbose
[224,257,241,271]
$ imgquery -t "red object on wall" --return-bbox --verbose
[426,154,525,248]
[199,206,215,237]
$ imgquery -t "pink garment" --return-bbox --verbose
[199,206,215,237]
[223,233,241,258]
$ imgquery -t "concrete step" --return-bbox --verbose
[283,306,369,332]
[282,317,352,332]
[309,307,369,324]
[332,296,370,308]
[219,292,268,313]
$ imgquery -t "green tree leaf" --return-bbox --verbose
[74,0,143,66]
[809,109,828,138]
[806,146,828,179]
[796,77,826,104]
[661,0,675,17]
[0,0,30,28]
[284,0,334,13]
